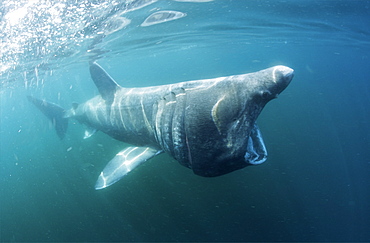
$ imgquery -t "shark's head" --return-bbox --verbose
[236,65,294,163]
[236,65,294,164]
[187,65,294,177]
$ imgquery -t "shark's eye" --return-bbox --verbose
[261,91,271,99]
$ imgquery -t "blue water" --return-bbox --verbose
[1,0,370,241]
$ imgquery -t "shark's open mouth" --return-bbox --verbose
[244,123,267,165]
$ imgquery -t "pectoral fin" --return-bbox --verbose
[95,146,162,190]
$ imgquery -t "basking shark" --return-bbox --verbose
[28,63,294,190]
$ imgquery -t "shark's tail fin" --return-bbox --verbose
[27,96,68,139]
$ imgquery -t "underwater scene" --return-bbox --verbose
[1,0,369,242]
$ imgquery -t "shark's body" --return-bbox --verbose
[28,63,294,189]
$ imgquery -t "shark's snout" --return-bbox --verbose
[282,66,294,89]
[276,65,294,78]
[269,65,294,96]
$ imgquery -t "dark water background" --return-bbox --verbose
[1,0,370,242]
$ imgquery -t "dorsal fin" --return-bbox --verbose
[89,62,121,104]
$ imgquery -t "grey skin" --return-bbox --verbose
[28,63,294,190]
